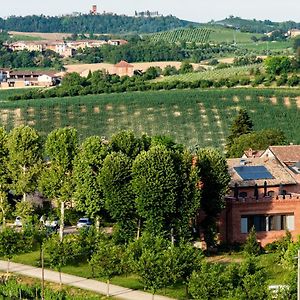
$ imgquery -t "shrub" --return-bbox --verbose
[243,227,261,257]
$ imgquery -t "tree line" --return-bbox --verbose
[9,66,300,102]
[0,126,230,245]
[0,14,195,34]
[74,40,237,64]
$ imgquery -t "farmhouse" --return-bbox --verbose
[220,145,300,247]
[114,60,135,77]
[1,70,61,87]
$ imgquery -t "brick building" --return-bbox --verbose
[220,145,300,247]
[114,60,135,77]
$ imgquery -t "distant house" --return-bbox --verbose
[4,70,61,87]
[0,68,10,82]
[108,39,128,46]
[219,145,300,247]
[114,60,134,77]
[287,29,300,38]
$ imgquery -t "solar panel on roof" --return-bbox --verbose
[234,166,274,180]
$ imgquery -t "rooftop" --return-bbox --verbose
[227,157,297,188]
[269,145,300,163]
[114,60,134,68]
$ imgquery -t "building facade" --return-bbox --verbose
[220,145,300,247]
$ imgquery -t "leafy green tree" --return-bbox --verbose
[189,262,224,299]
[163,65,178,76]
[226,109,254,150]
[244,226,261,257]
[173,151,201,239]
[236,258,268,300]
[0,228,23,273]
[195,148,230,246]
[132,145,179,236]
[130,234,175,299]
[179,61,194,74]
[143,66,162,80]
[173,241,203,296]
[43,234,81,286]
[73,136,108,227]
[39,128,78,241]
[110,130,149,159]
[264,56,292,75]
[0,127,10,228]
[89,239,123,297]
[227,129,287,158]
[14,201,35,225]
[99,152,136,242]
[7,125,42,203]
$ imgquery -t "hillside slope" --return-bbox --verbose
[0,14,197,34]
[0,88,299,149]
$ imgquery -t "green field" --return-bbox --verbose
[238,40,293,53]
[0,88,299,149]
[208,26,263,44]
[0,88,36,102]
[150,27,212,43]
[157,65,257,83]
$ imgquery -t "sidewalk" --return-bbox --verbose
[0,260,174,300]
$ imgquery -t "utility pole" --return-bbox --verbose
[41,247,45,300]
[297,249,300,300]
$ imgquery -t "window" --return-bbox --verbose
[239,192,248,198]
[240,214,294,233]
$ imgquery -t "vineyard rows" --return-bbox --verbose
[0,88,299,149]
[159,65,258,83]
[150,27,212,43]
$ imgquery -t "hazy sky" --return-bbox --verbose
[1,0,299,22]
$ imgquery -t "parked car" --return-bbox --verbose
[45,218,59,232]
[14,216,22,227]
[77,218,92,229]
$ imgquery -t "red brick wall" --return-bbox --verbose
[221,195,300,246]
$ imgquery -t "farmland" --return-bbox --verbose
[157,65,258,82]
[150,27,212,43]
[0,88,299,149]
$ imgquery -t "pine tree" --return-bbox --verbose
[226,109,254,153]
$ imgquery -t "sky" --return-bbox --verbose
[1,0,300,23]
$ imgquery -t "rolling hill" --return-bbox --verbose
[0,88,299,150]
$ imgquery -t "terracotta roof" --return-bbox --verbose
[227,157,297,188]
[10,70,60,77]
[114,60,134,68]
[269,145,300,163]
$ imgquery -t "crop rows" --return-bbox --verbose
[0,88,299,150]
[158,65,257,83]
[150,28,212,43]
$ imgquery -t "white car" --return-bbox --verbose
[14,216,22,227]
[77,218,92,229]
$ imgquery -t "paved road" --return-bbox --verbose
[0,260,174,300]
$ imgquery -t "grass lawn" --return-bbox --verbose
[0,271,116,299]
[7,249,287,299]
[9,250,186,299]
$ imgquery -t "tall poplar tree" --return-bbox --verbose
[39,128,78,241]
[0,128,10,228]
[6,125,42,203]
[73,136,108,227]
